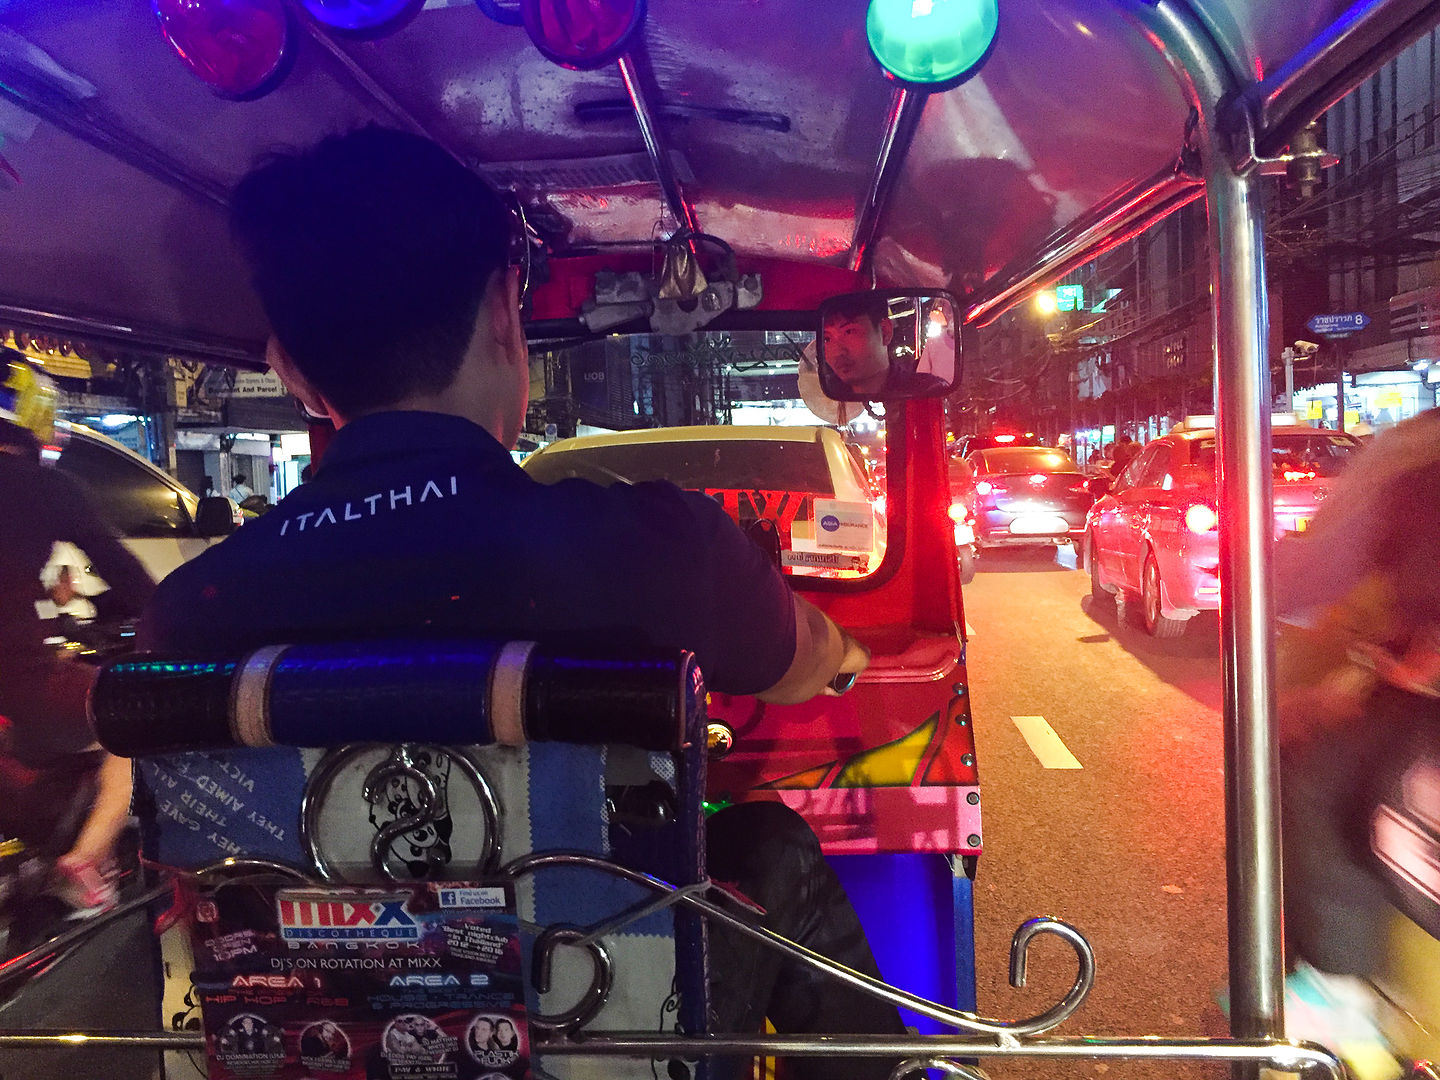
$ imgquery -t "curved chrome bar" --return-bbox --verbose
[1006,917,1096,1032]
[501,851,1093,1037]
[193,857,310,882]
[887,1058,988,1080]
[527,926,615,1035]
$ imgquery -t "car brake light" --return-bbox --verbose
[948,502,966,522]
[994,434,1016,443]
[974,480,993,495]
[1185,504,1218,533]
[1281,468,1316,482]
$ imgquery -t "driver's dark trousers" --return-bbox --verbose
[706,801,907,1080]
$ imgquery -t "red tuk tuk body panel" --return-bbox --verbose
[708,397,979,857]
[708,678,979,856]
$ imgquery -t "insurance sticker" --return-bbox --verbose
[812,499,875,551]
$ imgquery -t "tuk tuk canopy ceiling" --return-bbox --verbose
[0,0,1363,359]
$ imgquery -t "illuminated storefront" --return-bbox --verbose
[1288,367,1436,434]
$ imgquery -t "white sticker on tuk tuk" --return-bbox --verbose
[781,549,870,572]
[812,499,875,551]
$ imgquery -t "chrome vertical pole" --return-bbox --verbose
[850,87,928,275]
[617,54,702,236]
[1119,0,1284,1044]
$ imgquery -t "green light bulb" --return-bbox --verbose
[867,0,999,87]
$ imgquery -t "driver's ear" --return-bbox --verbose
[266,337,338,424]
[485,267,527,368]
[880,318,894,346]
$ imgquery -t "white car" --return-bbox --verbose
[40,422,236,619]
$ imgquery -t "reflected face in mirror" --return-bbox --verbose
[817,290,958,402]
[822,297,895,397]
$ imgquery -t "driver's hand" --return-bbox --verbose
[824,628,870,695]
[838,627,871,675]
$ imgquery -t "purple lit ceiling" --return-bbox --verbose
[0,0,1363,357]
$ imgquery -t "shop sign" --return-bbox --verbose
[1306,399,1323,420]
[1375,390,1404,409]
[228,371,287,398]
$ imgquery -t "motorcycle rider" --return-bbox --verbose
[1274,417,1440,1070]
[0,350,155,910]
[137,126,906,1077]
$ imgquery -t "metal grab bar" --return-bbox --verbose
[506,851,1094,1038]
[538,1034,1344,1077]
[0,1026,1349,1080]
[0,881,171,996]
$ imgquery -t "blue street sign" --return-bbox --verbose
[1306,311,1371,336]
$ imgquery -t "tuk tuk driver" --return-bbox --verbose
[137,126,906,1077]
[822,292,948,398]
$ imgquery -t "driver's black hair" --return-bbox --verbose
[824,292,889,327]
[230,126,512,417]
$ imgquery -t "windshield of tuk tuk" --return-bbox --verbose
[519,329,889,584]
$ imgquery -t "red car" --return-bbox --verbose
[1083,422,1361,637]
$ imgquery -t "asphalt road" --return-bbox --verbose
[962,544,1230,1079]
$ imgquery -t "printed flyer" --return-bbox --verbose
[189,881,528,1080]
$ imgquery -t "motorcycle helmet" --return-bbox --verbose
[0,346,59,449]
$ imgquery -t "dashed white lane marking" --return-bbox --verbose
[1011,715,1083,769]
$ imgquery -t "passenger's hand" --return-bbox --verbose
[49,565,76,606]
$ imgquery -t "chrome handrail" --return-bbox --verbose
[503,851,1093,1039]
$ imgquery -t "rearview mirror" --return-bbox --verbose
[817,290,959,402]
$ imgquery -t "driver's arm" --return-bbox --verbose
[755,593,870,704]
[672,486,867,701]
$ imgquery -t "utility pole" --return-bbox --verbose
[1335,340,1346,432]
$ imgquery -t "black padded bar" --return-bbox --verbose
[92,639,699,757]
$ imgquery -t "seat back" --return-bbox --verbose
[93,638,711,1080]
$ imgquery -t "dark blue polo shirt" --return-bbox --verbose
[139,411,796,695]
